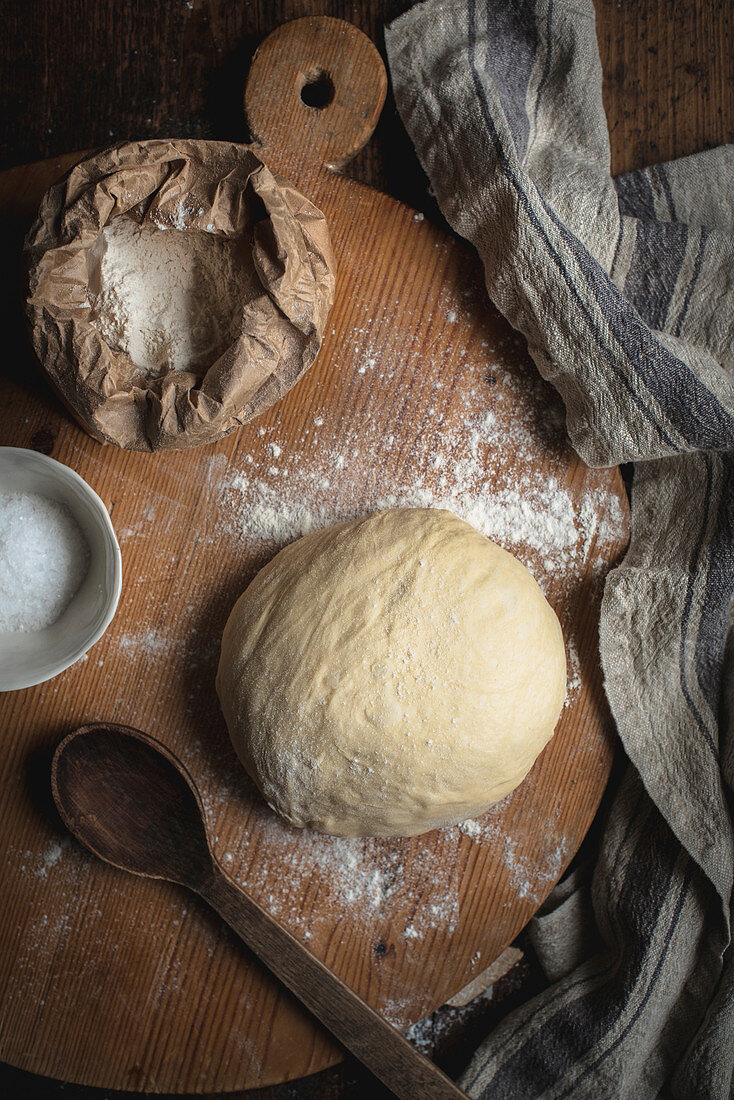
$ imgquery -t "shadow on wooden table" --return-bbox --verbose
[0,207,68,442]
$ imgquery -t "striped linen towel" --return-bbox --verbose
[385,2,734,1097]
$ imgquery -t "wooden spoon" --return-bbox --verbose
[51,723,468,1100]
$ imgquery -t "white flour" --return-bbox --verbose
[220,414,623,592]
[89,217,259,377]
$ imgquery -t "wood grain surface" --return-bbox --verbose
[0,2,731,1099]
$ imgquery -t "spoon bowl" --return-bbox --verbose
[52,723,213,886]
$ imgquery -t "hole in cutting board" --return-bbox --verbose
[300,70,335,109]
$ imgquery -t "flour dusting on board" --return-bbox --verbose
[37,838,70,877]
[117,627,168,657]
[185,744,567,1021]
[218,356,623,595]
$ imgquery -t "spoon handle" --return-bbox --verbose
[200,863,468,1100]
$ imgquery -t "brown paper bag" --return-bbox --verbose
[24,139,336,451]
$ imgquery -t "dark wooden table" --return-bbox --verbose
[1,1,731,1097]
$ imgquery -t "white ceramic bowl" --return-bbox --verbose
[0,448,122,691]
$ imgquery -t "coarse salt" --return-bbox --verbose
[0,492,89,632]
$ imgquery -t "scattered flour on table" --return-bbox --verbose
[37,838,70,877]
[404,974,501,1052]
[0,492,89,631]
[116,627,169,657]
[219,407,623,592]
[499,834,570,904]
[10,837,72,881]
[193,761,568,953]
[193,802,566,1024]
[229,809,460,932]
[89,216,259,376]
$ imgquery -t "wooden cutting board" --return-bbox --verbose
[0,17,629,1094]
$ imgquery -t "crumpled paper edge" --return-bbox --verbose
[24,138,336,451]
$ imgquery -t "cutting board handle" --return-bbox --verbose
[244,16,387,180]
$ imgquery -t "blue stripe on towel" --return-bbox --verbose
[467,0,734,453]
[482,0,539,159]
[615,168,658,221]
[476,798,688,1097]
[678,455,720,756]
[623,219,689,332]
[534,198,734,452]
[673,227,709,337]
[554,859,694,1099]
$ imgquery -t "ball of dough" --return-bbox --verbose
[216,508,566,838]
